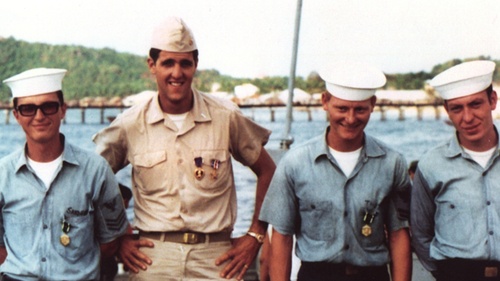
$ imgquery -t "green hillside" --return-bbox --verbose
[0,37,155,102]
[0,37,499,103]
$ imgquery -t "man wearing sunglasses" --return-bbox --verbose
[0,68,129,280]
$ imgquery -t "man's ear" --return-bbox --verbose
[370,96,377,110]
[443,100,449,113]
[60,103,67,120]
[147,58,156,74]
[321,92,330,111]
[490,90,497,110]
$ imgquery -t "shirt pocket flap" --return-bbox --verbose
[134,151,167,168]
[200,150,229,163]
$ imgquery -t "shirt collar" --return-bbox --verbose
[313,127,386,160]
[146,93,164,124]
[445,126,500,158]
[14,134,78,173]
[146,89,212,124]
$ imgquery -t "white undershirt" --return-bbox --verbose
[329,146,362,177]
[166,112,189,130]
[463,146,496,168]
[27,154,63,189]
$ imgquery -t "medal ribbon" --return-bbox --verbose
[62,219,71,233]
[194,157,203,168]
[210,159,220,180]
[211,159,220,170]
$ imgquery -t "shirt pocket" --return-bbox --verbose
[435,199,475,245]
[55,212,94,262]
[299,200,337,241]
[4,216,36,258]
[132,151,168,194]
[194,150,230,192]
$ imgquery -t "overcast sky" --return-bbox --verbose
[1,0,499,78]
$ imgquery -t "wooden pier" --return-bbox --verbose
[0,101,444,125]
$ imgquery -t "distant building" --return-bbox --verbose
[375,90,430,103]
[278,88,312,105]
[122,90,156,107]
[234,83,259,100]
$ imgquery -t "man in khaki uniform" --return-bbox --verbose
[93,17,275,281]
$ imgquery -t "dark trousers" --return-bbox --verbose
[297,262,390,281]
[436,259,500,281]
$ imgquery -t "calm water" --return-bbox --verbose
[0,106,477,236]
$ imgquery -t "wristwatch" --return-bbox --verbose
[246,231,265,244]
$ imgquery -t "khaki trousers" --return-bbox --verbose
[129,240,239,281]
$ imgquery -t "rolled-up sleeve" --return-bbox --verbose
[259,155,297,236]
[94,161,128,243]
[93,118,128,173]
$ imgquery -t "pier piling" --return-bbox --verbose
[398,106,405,121]
[4,109,10,125]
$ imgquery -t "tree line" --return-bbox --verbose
[0,37,498,103]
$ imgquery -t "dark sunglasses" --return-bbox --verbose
[16,101,61,117]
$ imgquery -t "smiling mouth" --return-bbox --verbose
[462,125,479,133]
[33,124,50,130]
[169,81,183,86]
[341,123,360,130]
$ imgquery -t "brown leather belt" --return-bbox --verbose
[139,231,231,244]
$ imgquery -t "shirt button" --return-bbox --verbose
[43,225,48,229]
[41,257,46,262]
[344,212,348,217]
[344,244,350,250]
[489,231,494,235]
[487,201,491,205]
[450,204,455,209]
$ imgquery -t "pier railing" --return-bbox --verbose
[0,101,445,124]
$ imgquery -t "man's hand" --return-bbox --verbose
[215,235,261,280]
[118,234,155,273]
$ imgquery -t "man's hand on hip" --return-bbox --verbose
[119,234,154,273]
[215,235,261,280]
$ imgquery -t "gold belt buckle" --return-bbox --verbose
[485,266,498,277]
[183,232,200,244]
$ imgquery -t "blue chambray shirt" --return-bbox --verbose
[0,135,128,280]
[411,130,500,273]
[259,129,410,266]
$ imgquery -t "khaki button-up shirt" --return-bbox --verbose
[94,89,271,233]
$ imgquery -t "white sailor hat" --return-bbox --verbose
[430,60,496,100]
[3,68,67,98]
[319,61,386,101]
[151,17,197,52]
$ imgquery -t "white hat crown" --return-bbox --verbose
[3,68,67,98]
[151,17,197,52]
[319,61,386,101]
[431,60,496,100]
